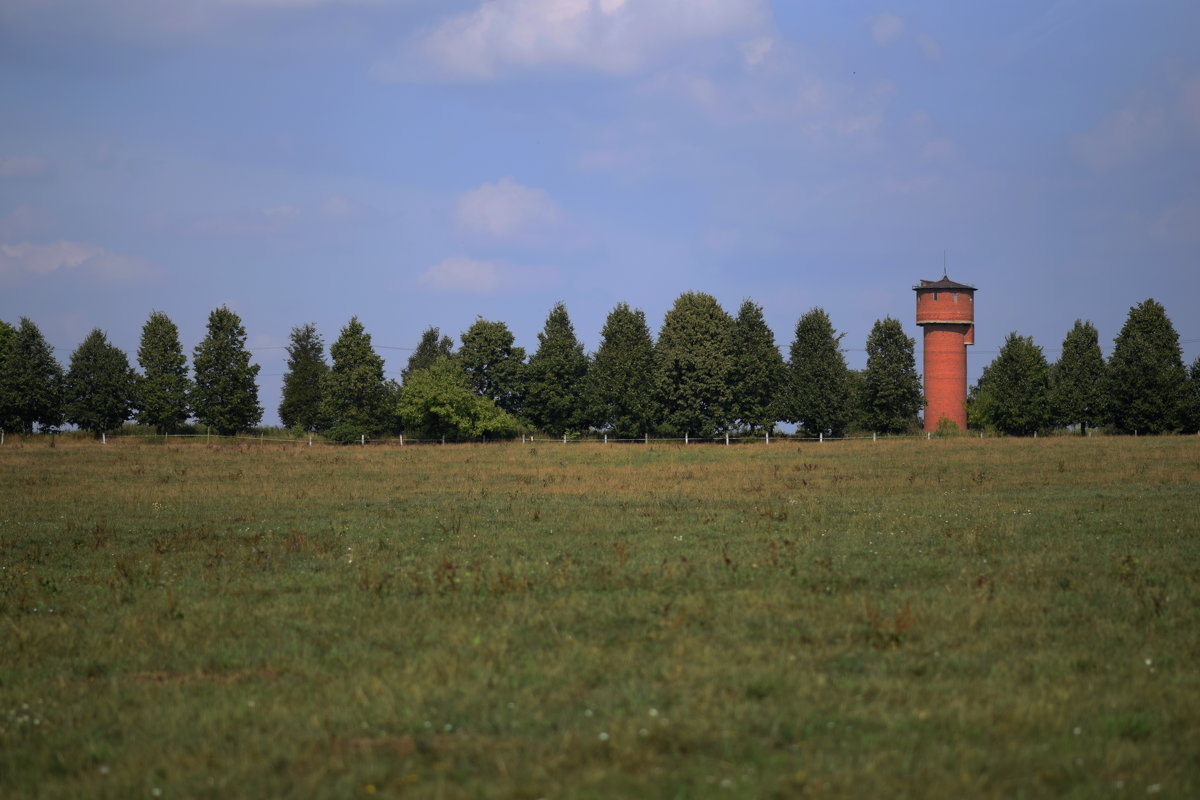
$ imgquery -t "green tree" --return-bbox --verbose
[321,317,390,439]
[1049,320,1106,435]
[402,327,455,383]
[862,317,923,434]
[524,302,590,436]
[781,308,850,438]
[587,303,659,438]
[0,319,19,431]
[974,333,1051,436]
[135,311,191,434]
[64,329,136,435]
[279,323,328,431]
[1106,299,1186,434]
[397,359,517,440]
[1185,356,1200,434]
[0,317,64,433]
[654,292,735,437]
[729,300,784,432]
[458,318,526,416]
[191,306,262,436]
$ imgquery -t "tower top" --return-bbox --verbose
[913,276,976,292]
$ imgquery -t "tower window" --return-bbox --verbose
[953,292,958,302]
[933,292,939,301]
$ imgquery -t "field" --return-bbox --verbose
[2,436,1198,798]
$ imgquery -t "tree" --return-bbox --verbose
[0,319,19,431]
[861,317,923,434]
[1106,299,1186,434]
[524,302,590,436]
[781,308,850,438]
[654,292,735,437]
[321,317,390,438]
[0,317,64,433]
[729,300,784,432]
[1185,356,1200,435]
[64,329,136,435]
[1049,320,1106,434]
[973,333,1051,436]
[135,311,191,434]
[397,359,517,440]
[191,306,262,436]
[402,327,454,383]
[458,318,526,416]
[587,303,659,438]
[279,323,328,431]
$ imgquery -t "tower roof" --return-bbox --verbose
[913,276,976,291]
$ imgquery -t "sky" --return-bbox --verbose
[2,0,1198,426]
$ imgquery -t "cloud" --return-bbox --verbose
[917,32,942,63]
[416,255,558,294]
[871,12,905,45]
[0,155,49,178]
[0,205,53,239]
[374,0,770,81]
[456,178,562,239]
[1072,101,1169,170]
[0,240,158,283]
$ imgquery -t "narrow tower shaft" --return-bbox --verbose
[914,277,976,432]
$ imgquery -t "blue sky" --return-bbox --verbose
[2,0,1198,425]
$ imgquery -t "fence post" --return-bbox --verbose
[927,432,931,440]
[873,431,876,442]
[360,434,365,446]
[563,433,567,444]
[308,434,313,446]
[399,434,404,446]
[725,433,729,445]
[819,432,823,443]
[441,436,445,445]
[604,433,608,445]
[685,432,689,445]
[645,432,648,445]
[522,434,526,444]
[102,432,107,444]
[765,431,769,445]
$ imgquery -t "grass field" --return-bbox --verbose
[2,436,1198,798]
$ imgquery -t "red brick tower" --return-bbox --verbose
[914,275,976,432]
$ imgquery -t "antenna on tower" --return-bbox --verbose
[943,250,947,279]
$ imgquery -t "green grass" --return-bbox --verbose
[2,437,1198,798]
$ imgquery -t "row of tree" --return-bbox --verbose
[1,295,1196,439]
[969,299,1197,436]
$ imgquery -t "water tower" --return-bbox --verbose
[914,275,976,432]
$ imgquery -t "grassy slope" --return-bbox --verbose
[1,437,1198,798]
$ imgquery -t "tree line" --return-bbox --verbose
[1,295,1196,440]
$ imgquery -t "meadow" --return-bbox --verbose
[1,435,1198,798]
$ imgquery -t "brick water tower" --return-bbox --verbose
[914,275,976,432]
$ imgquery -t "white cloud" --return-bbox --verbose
[0,240,158,283]
[1072,102,1169,170]
[416,255,558,294]
[374,0,770,81]
[0,155,49,178]
[917,32,942,63]
[871,12,905,45]
[417,256,502,293]
[739,35,774,69]
[456,177,561,239]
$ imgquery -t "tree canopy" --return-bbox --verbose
[1106,299,1186,434]
[971,333,1051,436]
[587,303,658,438]
[397,358,517,440]
[1049,320,1105,434]
[862,317,922,434]
[459,318,526,416]
[654,292,735,437]
[781,308,850,437]
[524,302,590,436]
[279,323,328,431]
[64,329,136,435]
[729,300,784,432]
[0,317,64,433]
[135,311,191,434]
[402,327,455,383]
[321,317,390,438]
[191,306,262,436]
